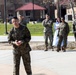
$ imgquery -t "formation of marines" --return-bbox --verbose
[42,14,70,52]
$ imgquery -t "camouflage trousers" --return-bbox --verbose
[57,35,67,49]
[13,50,32,75]
[44,32,53,48]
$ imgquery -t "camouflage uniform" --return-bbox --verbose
[73,19,76,41]
[8,25,32,75]
[57,22,69,52]
[42,19,53,50]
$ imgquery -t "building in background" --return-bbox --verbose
[0,0,76,22]
[0,0,55,22]
[0,0,29,22]
[55,0,76,21]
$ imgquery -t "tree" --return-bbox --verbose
[54,0,61,19]
[41,0,54,18]
[69,0,75,20]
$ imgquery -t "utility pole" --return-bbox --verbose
[54,0,61,19]
[4,0,8,34]
[22,0,26,17]
[57,0,60,19]
[13,0,17,16]
[32,0,35,24]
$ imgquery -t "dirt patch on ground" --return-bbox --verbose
[0,41,76,50]
[0,42,44,50]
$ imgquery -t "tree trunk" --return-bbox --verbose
[69,0,75,20]
[55,0,61,19]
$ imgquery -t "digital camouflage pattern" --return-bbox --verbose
[57,22,69,51]
[42,19,53,50]
[8,25,32,75]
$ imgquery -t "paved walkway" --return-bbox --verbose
[0,50,76,75]
[0,36,75,42]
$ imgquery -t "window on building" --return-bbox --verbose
[26,11,30,16]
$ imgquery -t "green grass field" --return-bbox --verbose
[27,23,44,36]
[0,23,13,35]
[0,22,74,36]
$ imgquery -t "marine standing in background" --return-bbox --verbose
[42,14,53,51]
[18,15,27,26]
[56,18,69,52]
[8,17,32,75]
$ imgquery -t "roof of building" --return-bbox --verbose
[16,2,46,11]
[60,0,75,5]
